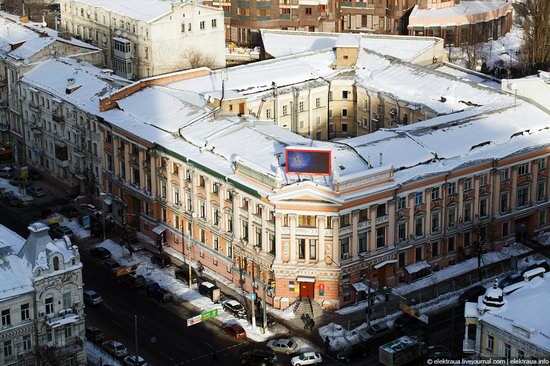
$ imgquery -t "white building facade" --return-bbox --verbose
[59,0,226,79]
[0,223,86,366]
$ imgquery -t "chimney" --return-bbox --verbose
[28,222,50,237]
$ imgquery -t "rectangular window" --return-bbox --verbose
[200,201,206,218]
[255,227,262,247]
[398,222,406,241]
[282,105,288,115]
[463,178,472,191]
[537,181,546,202]
[517,186,529,207]
[213,236,219,251]
[480,198,488,217]
[537,158,546,171]
[415,246,422,262]
[500,169,510,181]
[464,232,471,247]
[359,209,369,222]
[448,207,457,227]
[200,229,206,243]
[211,19,217,28]
[174,187,180,205]
[241,221,248,241]
[62,292,71,309]
[342,90,348,99]
[200,21,205,30]
[447,182,457,195]
[504,343,511,359]
[20,304,30,321]
[299,101,304,111]
[500,192,509,212]
[376,204,386,217]
[431,187,440,200]
[315,97,321,108]
[340,237,350,259]
[342,108,348,117]
[431,212,440,232]
[518,163,529,176]
[161,208,167,223]
[269,233,275,255]
[22,335,31,352]
[174,214,180,230]
[64,325,72,338]
[540,210,547,226]
[415,192,423,206]
[398,252,406,268]
[298,215,316,227]
[1,309,10,326]
[161,180,167,199]
[431,241,439,257]
[45,297,54,315]
[448,237,455,253]
[3,340,12,358]
[397,196,406,210]
[479,174,488,186]
[340,214,350,227]
[414,217,423,237]
[309,239,317,259]
[358,232,368,253]
[376,227,386,248]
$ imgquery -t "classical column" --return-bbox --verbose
[351,210,359,258]
[289,214,297,263]
[218,184,225,231]
[370,206,377,251]
[332,216,339,264]
[261,206,267,254]
[511,167,518,209]
[318,216,326,262]
[492,169,501,217]
[388,200,396,247]
[274,213,283,263]
[232,192,240,240]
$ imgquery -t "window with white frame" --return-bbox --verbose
[431,187,440,200]
[431,211,440,232]
[500,169,510,181]
[397,196,406,210]
[518,163,529,176]
[62,292,71,309]
[463,178,472,191]
[415,192,423,206]
[447,182,457,195]
[537,158,546,171]
[398,221,406,241]
[45,297,54,315]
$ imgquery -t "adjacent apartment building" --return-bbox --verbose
[12,37,550,311]
[0,223,86,366]
[202,0,512,46]
[463,273,550,360]
[58,0,226,79]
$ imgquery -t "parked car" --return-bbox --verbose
[123,355,148,366]
[222,322,247,340]
[521,261,550,276]
[119,273,146,288]
[426,345,452,360]
[150,253,171,268]
[102,259,122,275]
[128,236,144,252]
[51,225,73,239]
[198,281,220,302]
[90,247,112,260]
[60,206,79,218]
[83,289,103,306]
[146,282,173,302]
[266,338,298,354]
[498,271,523,289]
[85,326,105,343]
[358,323,392,342]
[9,177,31,187]
[27,186,45,197]
[175,268,199,285]
[459,285,486,303]
[290,352,322,366]
[90,223,103,238]
[336,343,370,363]
[240,349,278,366]
[102,340,128,358]
[222,299,247,318]
[0,166,15,178]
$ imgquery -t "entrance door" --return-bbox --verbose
[377,266,387,287]
[299,282,314,298]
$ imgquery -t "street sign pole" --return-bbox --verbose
[262,284,267,331]
[251,293,256,329]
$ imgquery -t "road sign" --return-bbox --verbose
[400,303,429,324]
[248,293,257,300]
[186,308,219,327]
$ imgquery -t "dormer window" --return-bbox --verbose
[53,256,60,271]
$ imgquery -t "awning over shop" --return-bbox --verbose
[297,276,315,283]
[351,282,373,293]
[152,225,167,235]
[373,259,398,270]
[404,260,431,274]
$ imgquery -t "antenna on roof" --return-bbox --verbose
[379,153,383,166]
[367,155,371,169]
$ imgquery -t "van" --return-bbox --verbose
[198,281,220,303]
[0,166,15,178]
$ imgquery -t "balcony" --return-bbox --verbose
[52,114,64,123]
[59,160,69,168]
[29,102,40,112]
[375,215,389,225]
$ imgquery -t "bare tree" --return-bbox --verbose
[185,49,218,70]
[519,0,550,74]
[460,24,485,71]
[34,344,66,366]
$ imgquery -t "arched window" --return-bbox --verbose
[53,256,60,271]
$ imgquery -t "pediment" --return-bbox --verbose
[270,183,343,206]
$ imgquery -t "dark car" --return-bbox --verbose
[459,285,486,303]
[358,323,392,342]
[222,299,247,318]
[51,225,73,239]
[175,268,199,285]
[240,349,278,366]
[102,259,122,275]
[85,326,105,343]
[336,343,370,363]
[119,273,146,288]
[90,247,112,259]
[90,223,103,238]
[5,194,20,207]
[498,272,523,289]
[27,186,45,197]
[150,253,171,268]
[222,323,246,340]
[146,282,173,302]
[60,206,79,219]
[28,169,41,180]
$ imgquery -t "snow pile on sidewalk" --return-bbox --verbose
[0,178,29,198]
[61,218,90,239]
[318,322,370,351]
[85,341,121,366]
[93,240,284,342]
[336,294,383,315]
[393,243,529,295]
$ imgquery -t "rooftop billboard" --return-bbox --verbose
[285,148,331,176]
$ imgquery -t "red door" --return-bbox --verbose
[300,282,314,298]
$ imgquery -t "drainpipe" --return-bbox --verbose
[327,82,332,140]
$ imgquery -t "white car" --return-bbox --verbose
[102,340,128,358]
[123,355,148,366]
[291,352,323,366]
[266,338,298,354]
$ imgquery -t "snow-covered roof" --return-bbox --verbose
[404,260,431,274]
[480,273,550,352]
[0,225,34,301]
[68,0,174,22]
[410,1,510,20]
[335,34,360,48]
[261,29,442,62]
[0,12,99,62]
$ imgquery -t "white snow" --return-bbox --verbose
[69,0,173,22]
[0,178,29,198]
[85,341,122,366]
[392,243,529,296]
[536,232,550,246]
[61,218,90,239]
[410,1,509,18]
